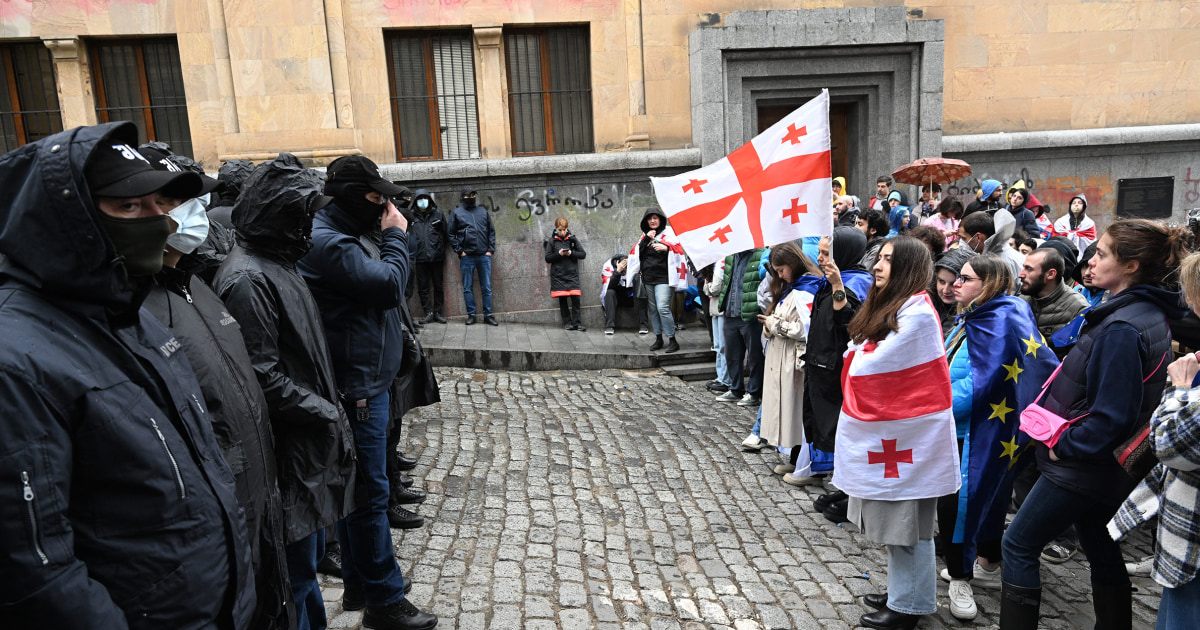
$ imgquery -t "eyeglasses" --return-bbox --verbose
[955,274,978,284]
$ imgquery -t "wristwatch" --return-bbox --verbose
[832,289,846,301]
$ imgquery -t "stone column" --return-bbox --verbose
[624,0,650,150]
[42,37,97,128]
[323,0,354,129]
[473,26,509,159]
[208,0,239,134]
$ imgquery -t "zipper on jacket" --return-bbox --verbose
[21,471,49,565]
[180,284,193,304]
[150,418,187,499]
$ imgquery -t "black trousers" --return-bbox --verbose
[558,295,581,326]
[723,317,764,398]
[414,261,444,316]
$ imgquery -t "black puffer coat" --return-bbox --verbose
[213,154,358,544]
[404,189,448,263]
[544,230,587,294]
[0,122,253,629]
[144,265,293,630]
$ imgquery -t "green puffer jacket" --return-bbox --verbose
[718,248,768,322]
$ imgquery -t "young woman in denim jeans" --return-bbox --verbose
[1000,219,1191,629]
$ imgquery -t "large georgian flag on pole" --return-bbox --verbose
[832,294,962,501]
[650,90,833,269]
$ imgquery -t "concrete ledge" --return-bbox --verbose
[943,124,1200,154]
[376,148,702,183]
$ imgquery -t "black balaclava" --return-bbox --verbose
[326,181,385,236]
[461,185,478,210]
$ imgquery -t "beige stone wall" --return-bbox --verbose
[2,0,1197,167]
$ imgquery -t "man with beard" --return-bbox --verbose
[214,154,359,630]
[1018,245,1088,360]
[297,156,436,630]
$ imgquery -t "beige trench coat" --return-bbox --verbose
[759,289,810,448]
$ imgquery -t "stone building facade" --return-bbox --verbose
[4,0,1199,319]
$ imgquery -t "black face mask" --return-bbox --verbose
[97,213,173,276]
[462,196,477,210]
[332,183,386,235]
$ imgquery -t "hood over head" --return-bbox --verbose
[830,225,867,270]
[232,153,332,261]
[833,176,846,193]
[412,188,436,211]
[934,246,975,276]
[1070,194,1088,213]
[984,209,1016,256]
[980,179,1002,201]
[640,207,669,233]
[1072,242,1098,285]
[1006,180,1030,209]
[0,121,173,310]
[215,158,255,205]
[1037,238,1079,280]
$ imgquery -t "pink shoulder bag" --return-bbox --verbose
[1019,352,1168,448]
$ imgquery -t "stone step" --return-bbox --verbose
[654,349,715,367]
[661,362,718,382]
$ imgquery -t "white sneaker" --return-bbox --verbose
[947,579,977,620]
[940,562,1002,590]
[1126,556,1153,577]
[773,464,792,475]
[715,391,740,402]
[782,472,820,487]
[741,433,766,449]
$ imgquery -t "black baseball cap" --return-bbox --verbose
[138,145,220,197]
[325,155,406,196]
[86,142,203,199]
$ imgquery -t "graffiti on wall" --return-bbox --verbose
[939,166,1117,223]
[507,185,655,222]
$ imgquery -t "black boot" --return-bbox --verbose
[999,581,1041,630]
[665,337,679,353]
[395,453,418,471]
[860,607,919,630]
[649,334,664,351]
[814,490,847,513]
[392,485,427,504]
[571,306,585,332]
[862,593,888,610]
[823,497,849,524]
[1091,581,1132,630]
[363,598,438,630]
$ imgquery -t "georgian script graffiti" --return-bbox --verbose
[508,185,654,221]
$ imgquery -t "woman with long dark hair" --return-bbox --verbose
[938,255,1058,621]
[1001,219,1192,629]
[1051,194,1097,258]
[834,236,961,630]
[756,242,822,482]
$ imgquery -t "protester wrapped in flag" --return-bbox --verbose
[622,209,689,291]
[941,256,1060,582]
[650,90,833,270]
[833,236,959,627]
[1051,194,1097,258]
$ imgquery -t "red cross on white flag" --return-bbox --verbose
[650,90,833,268]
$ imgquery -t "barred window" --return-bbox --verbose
[505,26,593,156]
[90,37,193,158]
[0,42,63,153]
[386,30,480,161]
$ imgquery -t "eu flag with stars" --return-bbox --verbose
[950,295,1059,575]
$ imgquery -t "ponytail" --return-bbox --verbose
[1104,219,1194,289]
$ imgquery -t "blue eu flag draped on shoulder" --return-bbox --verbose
[950,295,1059,576]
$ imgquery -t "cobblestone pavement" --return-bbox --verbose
[319,368,1159,629]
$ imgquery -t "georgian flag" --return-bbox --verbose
[832,294,962,501]
[622,227,690,291]
[650,90,833,269]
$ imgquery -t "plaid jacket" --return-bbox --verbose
[1109,386,1200,588]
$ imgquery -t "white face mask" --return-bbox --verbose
[166,193,211,254]
[416,198,429,210]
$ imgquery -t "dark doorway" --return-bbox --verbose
[757,101,850,184]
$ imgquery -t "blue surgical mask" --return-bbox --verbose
[416,198,429,210]
[166,193,211,254]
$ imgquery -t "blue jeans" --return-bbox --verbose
[886,538,937,616]
[286,528,326,630]
[752,405,762,437]
[1159,574,1200,629]
[1002,477,1127,591]
[712,315,731,386]
[459,254,492,316]
[340,391,407,608]
[646,283,675,338]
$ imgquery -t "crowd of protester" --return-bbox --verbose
[3,122,1200,630]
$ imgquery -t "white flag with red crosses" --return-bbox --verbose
[651,90,833,269]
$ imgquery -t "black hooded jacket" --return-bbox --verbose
[448,185,496,256]
[404,189,448,263]
[208,159,255,229]
[144,265,293,630]
[544,229,587,294]
[638,208,671,285]
[0,122,253,629]
[806,226,867,371]
[213,154,358,544]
